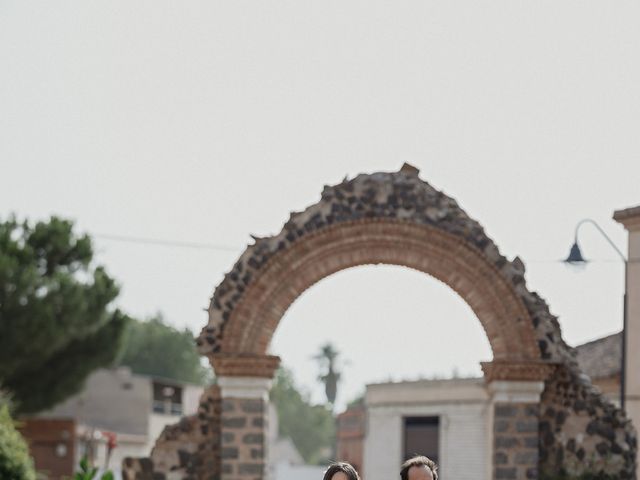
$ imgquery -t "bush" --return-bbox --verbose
[71,456,114,480]
[0,404,36,480]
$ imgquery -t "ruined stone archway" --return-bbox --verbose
[200,166,542,363]
[213,220,538,361]
[124,165,635,480]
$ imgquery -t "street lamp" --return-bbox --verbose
[565,218,628,410]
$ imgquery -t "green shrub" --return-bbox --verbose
[0,404,36,480]
[71,456,113,480]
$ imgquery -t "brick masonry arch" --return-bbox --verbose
[124,165,635,480]
[216,219,538,361]
[197,165,553,364]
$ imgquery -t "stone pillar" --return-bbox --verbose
[211,355,280,480]
[482,361,555,480]
[489,381,544,480]
[614,205,640,479]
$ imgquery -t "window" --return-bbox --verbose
[152,381,183,415]
[403,416,439,464]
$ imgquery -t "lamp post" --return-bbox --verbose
[565,219,628,410]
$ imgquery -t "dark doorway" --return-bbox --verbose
[403,416,439,464]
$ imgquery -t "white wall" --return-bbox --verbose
[183,384,205,415]
[363,379,490,480]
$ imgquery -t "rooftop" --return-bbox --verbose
[574,332,621,380]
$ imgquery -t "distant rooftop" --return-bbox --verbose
[367,376,483,388]
[574,332,621,380]
[357,332,621,398]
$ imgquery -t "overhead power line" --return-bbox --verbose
[93,233,240,252]
[92,232,632,264]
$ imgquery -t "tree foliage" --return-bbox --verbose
[0,404,36,480]
[314,342,342,406]
[118,316,211,385]
[270,367,335,465]
[73,456,114,480]
[0,216,129,414]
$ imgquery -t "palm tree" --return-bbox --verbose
[314,343,341,406]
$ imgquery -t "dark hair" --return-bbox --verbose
[400,456,438,480]
[323,462,361,480]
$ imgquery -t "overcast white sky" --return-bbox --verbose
[1,0,639,408]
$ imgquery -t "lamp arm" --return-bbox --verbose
[575,219,627,263]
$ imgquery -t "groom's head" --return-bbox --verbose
[400,456,438,480]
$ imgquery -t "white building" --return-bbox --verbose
[363,378,490,480]
[27,367,204,479]
[354,334,620,480]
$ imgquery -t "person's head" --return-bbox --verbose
[322,462,360,480]
[400,456,438,480]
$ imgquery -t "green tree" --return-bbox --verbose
[314,343,342,406]
[118,316,211,385]
[0,402,36,480]
[270,367,336,465]
[0,216,129,414]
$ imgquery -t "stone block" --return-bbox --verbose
[239,463,263,475]
[496,436,520,448]
[496,405,519,417]
[516,421,538,433]
[496,467,517,479]
[222,417,247,428]
[495,420,510,433]
[242,433,264,445]
[240,399,264,414]
[515,451,537,465]
[221,448,239,459]
[252,417,264,428]
[251,449,264,460]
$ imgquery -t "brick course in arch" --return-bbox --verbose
[218,220,538,361]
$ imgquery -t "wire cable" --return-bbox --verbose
[93,233,240,252]
[92,232,637,263]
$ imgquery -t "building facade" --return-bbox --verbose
[363,378,490,480]
[21,367,204,480]
[333,332,626,480]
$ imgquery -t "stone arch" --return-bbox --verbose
[198,165,552,366]
[219,219,537,361]
[197,164,569,480]
[124,165,635,480]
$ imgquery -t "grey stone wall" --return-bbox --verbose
[540,367,636,478]
[220,397,267,480]
[494,403,540,480]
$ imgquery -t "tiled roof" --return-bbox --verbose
[574,332,621,380]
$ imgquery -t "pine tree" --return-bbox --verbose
[0,216,129,414]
